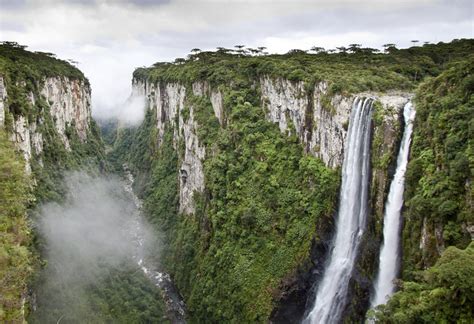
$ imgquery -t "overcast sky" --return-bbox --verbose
[1,0,472,119]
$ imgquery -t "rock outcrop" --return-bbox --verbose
[132,79,224,214]
[2,76,91,173]
[261,76,411,169]
[40,77,91,146]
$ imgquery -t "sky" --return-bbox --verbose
[1,0,473,120]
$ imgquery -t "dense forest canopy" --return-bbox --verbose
[134,39,474,95]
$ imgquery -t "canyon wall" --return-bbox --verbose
[134,77,410,215]
[130,74,411,322]
[0,45,102,323]
[131,79,224,214]
[1,76,91,173]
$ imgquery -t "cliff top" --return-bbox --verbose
[0,41,88,85]
[134,38,474,95]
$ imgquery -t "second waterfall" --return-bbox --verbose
[370,102,415,309]
[304,97,373,324]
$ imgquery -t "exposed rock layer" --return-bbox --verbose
[2,76,91,173]
[133,76,413,322]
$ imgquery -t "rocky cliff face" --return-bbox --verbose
[132,79,224,214]
[261,76,411,169]
[41,77,91,145]
[134,76,411,224]
[2,76,91,173]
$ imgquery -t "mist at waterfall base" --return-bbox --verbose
[31,172,162,322]
[370,102,415,310]
[304,98,373,324]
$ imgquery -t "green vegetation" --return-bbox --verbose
[30,263,169,324]
[373,243,474,323]
[107,107,158,193]
[134,39,474,96]
[403,57,473,274]
[1,43,108,321]
[109,39,474,322]
[0,129,33,322]
[112,71,340,321]
[0,42,105,202]
[0,41,86,83]
[182,92,339,322]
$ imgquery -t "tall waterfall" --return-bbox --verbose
[304,97,373,324]
[370,102,415,309]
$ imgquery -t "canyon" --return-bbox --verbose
[0,40,473,323]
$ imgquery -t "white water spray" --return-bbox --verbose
[370,102,415,309]
[304,97,373,324]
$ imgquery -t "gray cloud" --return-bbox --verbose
[129,0,171,6]
[0,0,26,9]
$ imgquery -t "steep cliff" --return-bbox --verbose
[0,47,104,202]
[2,76,92,171]
[402,58,473,276]
[112,46,427,322]
[109,39,473,323]
[0,42,104,322]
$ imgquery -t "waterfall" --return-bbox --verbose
[304,97,373,324]
[370,102,415,309]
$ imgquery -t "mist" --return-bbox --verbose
[31,172,160,322]
[93,93,146,126]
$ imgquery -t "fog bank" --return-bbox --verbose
[31,172,158,322]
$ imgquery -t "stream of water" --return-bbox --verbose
[123,166,187,324]
[304,97,373,324]
[370,102,415,309]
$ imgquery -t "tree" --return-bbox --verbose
[286,49,307,55]
[190,48,201,53]
[310,46,326,54]
[382,43,398,53]
[0,41,27,49]
[373,243,474,323]
[411,40,420,46]
[359,47,379,55]
[348,43,362,53]
[34,51,57,58]
[216,47,231,54]
[174,58,186,64]
[247,48,260,56]
[336,46,347,54]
